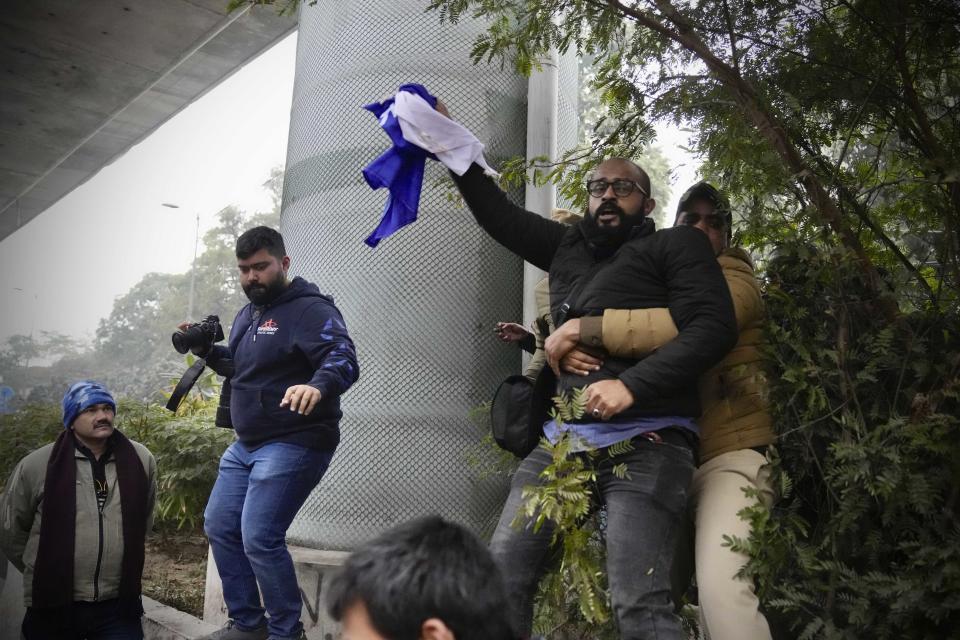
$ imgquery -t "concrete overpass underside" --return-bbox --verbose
[0,0,296,242]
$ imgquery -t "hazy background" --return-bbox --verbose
[0,34,297,345]
[0,29,700,405]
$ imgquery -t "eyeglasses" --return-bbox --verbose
[677,211,729,230]
[586,178,649,198]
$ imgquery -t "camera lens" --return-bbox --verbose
[171,331,191,354]
[171,317,222,356]
[172,324,204,354]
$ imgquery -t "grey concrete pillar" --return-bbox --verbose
[279,1,529,550]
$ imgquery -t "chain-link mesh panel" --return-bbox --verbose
[281,1,531,551]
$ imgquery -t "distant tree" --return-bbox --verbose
[93,272,187,398]
[92,168,282,400]
[34,331,83,361]
[5,335,39,370]
[4,168,286,402]
[0,331,93,405]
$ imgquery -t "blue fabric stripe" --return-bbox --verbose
[362,83,437,247]
[544,416,698,452]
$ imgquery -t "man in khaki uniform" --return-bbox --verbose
[546,182,775,640]
[0,380,157,640]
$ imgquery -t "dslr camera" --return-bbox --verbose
[172,315,224,355]
[167,314,232,427]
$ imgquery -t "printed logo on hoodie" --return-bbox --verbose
[257,318,279,336]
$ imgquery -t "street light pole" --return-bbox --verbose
[188,211,199,321]
[162,203,200,320]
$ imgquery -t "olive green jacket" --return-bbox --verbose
[0,437,157,606]
[579,247,775,461]
[523,277,554,380]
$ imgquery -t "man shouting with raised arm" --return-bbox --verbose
[432,100,738,639]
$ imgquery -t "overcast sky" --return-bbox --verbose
[0,34,298,345]
[0,31,699,346]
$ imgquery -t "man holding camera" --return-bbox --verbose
[182,226,359,640]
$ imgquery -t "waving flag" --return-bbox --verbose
[362,84,499,248]
[361,84,437,247]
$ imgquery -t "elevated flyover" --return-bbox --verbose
[0,0,296,241]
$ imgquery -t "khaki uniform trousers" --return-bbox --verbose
[686,448,775,640]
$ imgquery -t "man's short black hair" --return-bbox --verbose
[236,226,286,260]
[327,515,517,640]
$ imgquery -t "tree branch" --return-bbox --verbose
[721,0,740,76]
[600,0,895,317]
[795,137,936,301]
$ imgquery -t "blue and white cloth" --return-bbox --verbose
[62,380,115,428]
[362,83,499,247]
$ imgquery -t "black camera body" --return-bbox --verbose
[166,314,232,427]
[172,315,224,355]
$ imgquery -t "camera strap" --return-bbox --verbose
[165,358,207,412]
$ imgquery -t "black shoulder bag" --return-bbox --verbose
[489,261,607,458]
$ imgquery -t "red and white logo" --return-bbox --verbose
[257,318,279,336]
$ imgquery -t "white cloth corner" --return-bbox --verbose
[392,91,500,178]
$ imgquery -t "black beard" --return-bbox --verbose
[583,202,647,248]
[243,276,287,306]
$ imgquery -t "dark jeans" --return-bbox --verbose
[490,432,696,639]
[204,441,333,640]
[22,600,143,640]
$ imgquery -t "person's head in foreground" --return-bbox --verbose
[327,515,517,640]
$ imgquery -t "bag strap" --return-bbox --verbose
[555,258,610,326]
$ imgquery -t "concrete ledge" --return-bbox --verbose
[204,545,348,639]
[2,545,346,639]
[143,596,218,640]
[1,560,218,640]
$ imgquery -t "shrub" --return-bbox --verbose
[735,244,960,639]
[121,400,234,531]
[0,403,63,491]
[0,382,232,532]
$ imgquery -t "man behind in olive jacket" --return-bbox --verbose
[0,380,157,640]
[432,101,738,639]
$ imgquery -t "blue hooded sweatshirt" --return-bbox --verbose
[208,276,359,451]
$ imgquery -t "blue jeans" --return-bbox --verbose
[204,441,333,640]
[22,600,143,639]
[490,432,696,639]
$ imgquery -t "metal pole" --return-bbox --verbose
[523,49,560,336]
[188,212,198,320]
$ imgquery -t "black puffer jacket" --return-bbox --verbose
[452,164,738,422]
